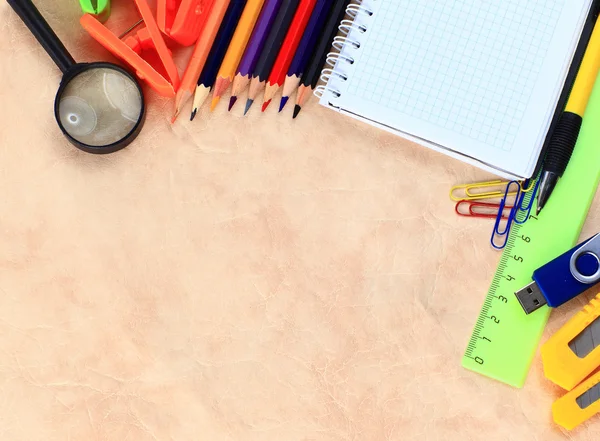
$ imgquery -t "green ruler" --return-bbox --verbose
[462,77,600,388]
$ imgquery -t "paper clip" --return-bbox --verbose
[81,0,180,97]
[455,200,514,219]
[157,0,215,47]
[520,178,536,193]
[450,180,518,202]
[80,0,111,23]
[490,181,521,250]
[513,178,540,225]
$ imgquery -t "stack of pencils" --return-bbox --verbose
[170,0,352,122]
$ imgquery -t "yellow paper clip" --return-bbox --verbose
[542,293,600,391]
[553,369,600,430]
[520,178,537,193]
[450,180,519,201]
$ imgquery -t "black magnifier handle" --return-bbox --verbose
[7,0,76,73]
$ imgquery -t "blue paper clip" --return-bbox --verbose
[513,178,540,225]
[490,181,521,250]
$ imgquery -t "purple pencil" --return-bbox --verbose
[279,0,334,111]
[228,0,284,110]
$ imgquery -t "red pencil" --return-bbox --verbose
[261,0,316,111]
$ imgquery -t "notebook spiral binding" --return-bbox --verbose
[314,0,377,104]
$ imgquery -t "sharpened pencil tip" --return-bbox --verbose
[244,99,254,115]
[261,100,271,112]
[228,96,238,112]
[279,96,289,112]
[210,97,219,112]
[293,104,302,119]
[190,108,197,121]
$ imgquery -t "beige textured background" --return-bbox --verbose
[2,1,600,439]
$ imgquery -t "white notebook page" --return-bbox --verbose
[322,0,592,178]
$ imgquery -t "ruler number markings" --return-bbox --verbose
[465,219,536,365]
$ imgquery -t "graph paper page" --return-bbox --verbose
[323,0,592,178]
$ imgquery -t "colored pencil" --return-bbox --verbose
[294,0,350,118]
[211,0,267,111]
[279,0,334,111]
[172,0,230,122]
[191,0,248,120]
[261,0,317,112]
[245,0,300,114]
[229,0,284,111]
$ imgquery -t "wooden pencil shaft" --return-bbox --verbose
[282,74,301,97]
[231,73,252,96]
[248,78,265,100]
[263,82,280,102]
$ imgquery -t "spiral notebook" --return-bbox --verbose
[319,0,595,179]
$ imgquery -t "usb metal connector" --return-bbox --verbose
[515,281,547,314]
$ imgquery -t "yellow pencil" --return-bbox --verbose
[210,0,266,111]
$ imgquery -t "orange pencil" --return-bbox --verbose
[261,0,316,112]
[173,0,231,122]
[211,0,267,111]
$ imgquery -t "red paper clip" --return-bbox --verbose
[455,200,514,219]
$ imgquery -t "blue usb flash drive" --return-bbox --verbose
[515,233,600,314]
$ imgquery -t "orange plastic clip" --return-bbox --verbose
[81,0,180,97]
[542,293,600,391]
[157,0,215,46]
[553,368,600,430]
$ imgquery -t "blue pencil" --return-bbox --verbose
[279,0,334,111]
[191,0,248,120]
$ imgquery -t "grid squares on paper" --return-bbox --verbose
[345,0,565,151]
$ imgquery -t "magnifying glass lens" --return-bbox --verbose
[57,66,143,148]
[59,96,97,137]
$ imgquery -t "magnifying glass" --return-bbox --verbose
[7,0,146,154]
